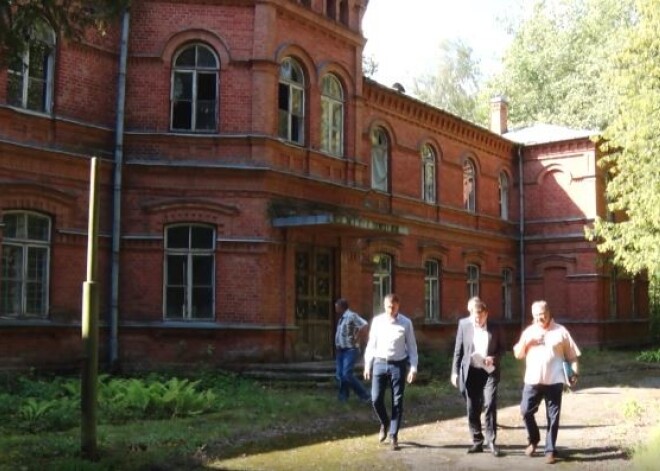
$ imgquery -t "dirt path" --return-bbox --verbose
[212,370,660,470]
[396,376,660,470]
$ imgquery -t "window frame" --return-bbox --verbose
[499,171,509,220]
[371,127,389,192]
[7,25,55,113]
[163,224,216,320]
[170,43,219,132]
[278,57,305,145]
[372,253,392,315]
[0,211,51,319]
[320,74,344,156]
[466,264,480,299]
[501,268,513,320]
[424,259,441,321]
[421,144,437,204]
[463,159,476,212]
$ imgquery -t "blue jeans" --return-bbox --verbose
[371,358,408,439]
[336,347,369,401]
[520,383,564,454]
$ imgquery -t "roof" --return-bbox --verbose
[504,123,600,145]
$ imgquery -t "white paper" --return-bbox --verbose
[471,352,495,374]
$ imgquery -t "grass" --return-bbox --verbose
[0,347,657,471]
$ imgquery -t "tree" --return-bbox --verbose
[487,0,636,130]
[0,0,128,66]
[586,0,660,276]
[412,38,483,123]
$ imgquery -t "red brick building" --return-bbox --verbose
[0,0,649,371]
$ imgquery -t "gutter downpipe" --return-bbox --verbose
[517,144,526,329]
[109,10,130,370]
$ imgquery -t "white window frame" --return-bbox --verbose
[372,253,392,315]
[170,43,219,132]
[371,128,389,191]
[424,260,440,321]
[499,172,509,220]
[320,74,344,156]
[463,159,476,212]
[422,144,437,203]
[7,25,55,113]
[278,57,305,144]
[467,264,480,299]
[502,268,513,320]
[164,224,216,320]
[1,211,51,318]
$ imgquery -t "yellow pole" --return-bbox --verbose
[81,157,100,459]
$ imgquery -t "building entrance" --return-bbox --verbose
[294,247,334,360]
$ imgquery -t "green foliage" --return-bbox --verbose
[412,38,483,123]
[586,0,660,277]
[487,0,636,130]
[636,349,660,363]
[623,399,644,421]
[0,0,129,67]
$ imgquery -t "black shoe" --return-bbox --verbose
[467,444,483,454]
[378,425,387,443]
[488,443,502,457]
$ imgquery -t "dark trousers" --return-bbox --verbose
[520,382,564,454]
[371,358,408,439]
[465,366,499,445]
[335,347,369,401]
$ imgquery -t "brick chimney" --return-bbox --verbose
[490,96,508,134]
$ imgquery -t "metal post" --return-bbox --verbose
[81,157,100,459]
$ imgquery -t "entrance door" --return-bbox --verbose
[294,247,334,360]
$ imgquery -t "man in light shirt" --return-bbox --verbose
[334,298,370,403]
[513,300,581,465]
[364,293,418,451]
[451,297,503,457]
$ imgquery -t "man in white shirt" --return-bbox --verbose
[451,297,503,457]
[513,300,581,465]
[364,293,418,451]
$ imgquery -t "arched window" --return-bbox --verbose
[164,224,216,319]
[171,43,219,131]
[7,23,55,113]
[371,127,389,191]
[463,159,476,212]
[502,268,513,320]
[372,253,392,315]
[499,172,509,220]
[425,260,441,321]
[422,144,437,203]
[278,57,305,144]
[467,264,480,298]
[320,74,344,156]
[1,211,51,318]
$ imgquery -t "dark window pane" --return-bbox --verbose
[278,84,289,111]
[173,72,193,100]
[190,226,214,248]
[197,73,216,100]
[165,287,185,318]
[196,47,217,68]
[196,101,216,130]
[192,287,213,318]
[27,78,47,111]
[167,226,190,248]
[7,74,22,106]
[172,102,192,129]
[27,214,49,241]
[192,255,213,285]
[167,255,186,285]
[3,214,19,238]
[175,47,196,67]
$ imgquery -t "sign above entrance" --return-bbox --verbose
[272,213,409,236]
